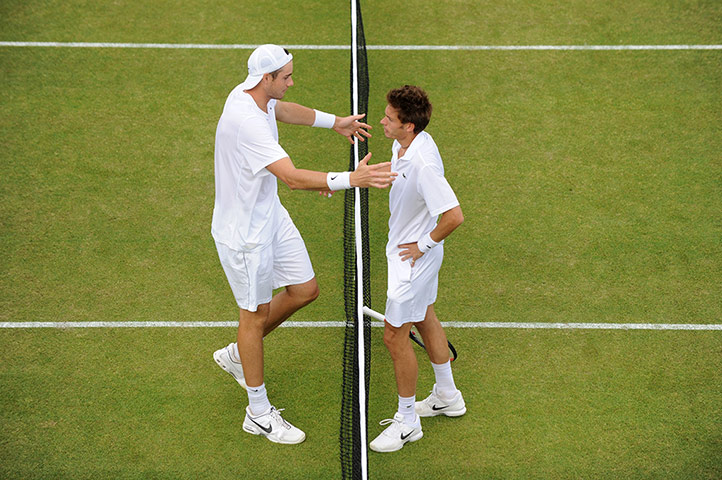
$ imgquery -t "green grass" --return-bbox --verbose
[2,0,721,478]
[1,329,720,479]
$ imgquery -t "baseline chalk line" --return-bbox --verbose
[1,42,721,51]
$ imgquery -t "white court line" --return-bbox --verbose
[1,41,721,51]
[1,321,720,330]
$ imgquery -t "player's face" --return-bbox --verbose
[380,105,406,140]
[267,61,294,100]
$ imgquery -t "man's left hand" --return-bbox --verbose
[334,114,372,144]
[398,242,423,266]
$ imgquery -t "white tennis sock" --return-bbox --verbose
[247,383,271,416]
[432,360,458,400]
[232,343,241,363]
[397,394,417,425]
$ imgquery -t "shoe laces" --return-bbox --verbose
[377,416,404,435]
[269,407,292,430]
[378,417,400,427]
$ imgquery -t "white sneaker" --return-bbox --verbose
[415,384,466,417]
[213,343,246,390]
[369,413,423,453]
[242,406,306,444]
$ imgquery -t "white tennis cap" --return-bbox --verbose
[240,44,293,90]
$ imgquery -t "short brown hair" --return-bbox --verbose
[386,85,432,133]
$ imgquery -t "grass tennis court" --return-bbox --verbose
[2,1,720,478]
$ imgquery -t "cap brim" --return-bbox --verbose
[239,73,263,91]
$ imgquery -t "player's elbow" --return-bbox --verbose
[456,209,465,227]
[284,179,302,191]
[280,173,303,191]
[449,206,464,229]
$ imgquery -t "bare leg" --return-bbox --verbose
[237,278,318,387]
[414,304,450,364]
[263,278,319,336]
[383,321,417,397]
[237,303,270,388]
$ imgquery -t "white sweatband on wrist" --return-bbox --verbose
[327,171,351,191]
[313,110,336,128]
[417,232,439,253]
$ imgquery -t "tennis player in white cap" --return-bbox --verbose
[211,44,395,445]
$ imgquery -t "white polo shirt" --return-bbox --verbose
[386,131,459,256]
[211,84,289,251]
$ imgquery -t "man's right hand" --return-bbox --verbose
[349,153,397,189]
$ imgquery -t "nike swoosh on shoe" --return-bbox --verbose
[248,417,272,434]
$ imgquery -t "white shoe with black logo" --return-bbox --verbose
[242,406,306,444]
[213,343,247,390]
[415,384,466,417]
[369,413,423,453]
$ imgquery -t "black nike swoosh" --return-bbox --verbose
[431,405,448,411]
[400,429,415,440]
[330,175,338,180]
[248,415,272,434]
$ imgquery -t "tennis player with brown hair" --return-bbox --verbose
[370,85,465,453]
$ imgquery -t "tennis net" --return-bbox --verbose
[340,1,371,479]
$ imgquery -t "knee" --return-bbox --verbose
[383,326,408,356]
[294,279,319,306]
[305,281,319,303]
[239,306,269,331]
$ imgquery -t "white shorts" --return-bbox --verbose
[215,215,315,312]
[384,245,443,327]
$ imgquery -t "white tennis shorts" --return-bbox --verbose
[215,215,315,312]
[384,245,443,327]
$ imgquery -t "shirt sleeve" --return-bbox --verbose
[417,164,460,216]
[238,116,289,176]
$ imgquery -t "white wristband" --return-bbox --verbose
[313,110,336,128]
[327,171,351,191]
[417,232,439,253]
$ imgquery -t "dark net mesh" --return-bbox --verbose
[340,1,371,478]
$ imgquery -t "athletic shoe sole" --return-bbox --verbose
[419,404,467,417]
[213,348,247,390]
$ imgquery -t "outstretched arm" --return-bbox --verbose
[274,101,315,125]
[275,101,372,144]
[266,153,396,191]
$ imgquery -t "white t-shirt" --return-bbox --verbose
[386,131,459,256]
[211,85,289,251]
